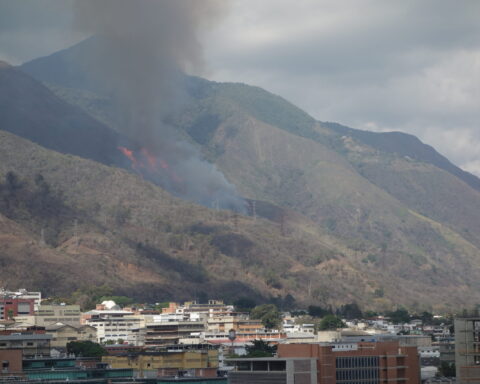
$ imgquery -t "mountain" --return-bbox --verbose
[3,39,480,311]
[0,129,333,305]
[0,61,133,167]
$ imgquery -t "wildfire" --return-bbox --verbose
[117,146,184,189]
[118,146,139,169]
[140,147,157,169]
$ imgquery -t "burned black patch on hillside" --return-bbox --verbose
[187,222,227,236]
[134,242,207,283]
[245,199,288,223]
[0,171,81,246]
[211,233,254,259]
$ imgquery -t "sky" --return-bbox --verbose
[1,0,479,176]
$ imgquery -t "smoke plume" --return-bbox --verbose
[72,0,245,211]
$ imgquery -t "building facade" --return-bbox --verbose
[228,341,420,384]
[455,317,480,383]
[0,298,35,320]
[45,324,97,348]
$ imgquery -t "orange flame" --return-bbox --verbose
[118,146,139,169]
[140,148,157,169]
[117,146,183,186]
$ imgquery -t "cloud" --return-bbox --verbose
[205,0,480,175]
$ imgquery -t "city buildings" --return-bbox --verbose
[228,341,420,384]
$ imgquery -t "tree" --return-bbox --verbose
[251,304,282,329]
[338,303,363,320]
[318,315,346,330]
[387,308,410,324]
[245,339,277,357]
[233,297,256,313]
[67,341,107,357]
[364,310,378,318]
[5,171,21,195]
[420,311,434,324]
[308,305,330,318]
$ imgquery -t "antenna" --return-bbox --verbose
[233,213,239,231]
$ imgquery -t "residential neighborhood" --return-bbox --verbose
[0,288,462,384]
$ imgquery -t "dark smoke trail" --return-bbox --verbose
[73,0,245,212]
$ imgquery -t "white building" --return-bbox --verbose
[86,315,145,345]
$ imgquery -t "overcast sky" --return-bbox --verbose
[1,0,479,176]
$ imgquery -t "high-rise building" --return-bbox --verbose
[455,317,480,383]
[228,341,420,384]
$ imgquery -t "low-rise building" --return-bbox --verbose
[0,333,51,357]
[86,315,144,345]
[0,289,41,311]
[102,344,219,378]
[0,349,22,375]
[145,320,205,346]
[45,324,97,348]
[0,297,35,320]
[36,304,81,326]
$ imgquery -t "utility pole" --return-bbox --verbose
[73,219,79,249]
[249,200,256,221]
[280,213,287,237]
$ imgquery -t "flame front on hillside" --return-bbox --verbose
[118,146,184,191]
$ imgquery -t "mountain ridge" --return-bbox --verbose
[0,39,478,310]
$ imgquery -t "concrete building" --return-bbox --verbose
[0,297,35,320]
[455,317,480,383]
[45,324,97,348]
[0,349,22,375]
[86,315,144,345]
[36,304,81,325]
[15,304,82,327]
[145,320,205,346]
[228,357,317,384]
[228,341,420,384]
[0,289,41,311]
[102,344,219,378]
[0,334,51,357]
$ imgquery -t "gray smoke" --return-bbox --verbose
[72,0,245,211]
